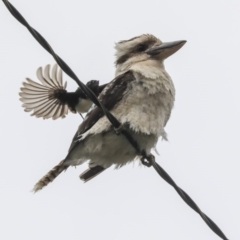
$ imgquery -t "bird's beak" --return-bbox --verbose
[146,40,187,59]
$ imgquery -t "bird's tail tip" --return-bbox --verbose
[31,160,68,193]
[31,183,45,193]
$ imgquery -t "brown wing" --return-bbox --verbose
[68,71,135,152]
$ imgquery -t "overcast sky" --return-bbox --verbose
[0,0,239,239]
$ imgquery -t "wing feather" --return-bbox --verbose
[68,71,135,152]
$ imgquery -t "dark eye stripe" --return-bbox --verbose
[115,53,134,65]
[136,44,148,52]
[115,39,157,65]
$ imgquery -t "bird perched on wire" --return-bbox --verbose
[19,64,107,119]
[32,34,186,192]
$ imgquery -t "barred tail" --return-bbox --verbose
[32,160,68,193]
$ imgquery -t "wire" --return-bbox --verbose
[2,1,229,239]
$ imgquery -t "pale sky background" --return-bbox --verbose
[0,0,239,239]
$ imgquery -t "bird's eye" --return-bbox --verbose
[137,44,147,52]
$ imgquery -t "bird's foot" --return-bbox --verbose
[114,123,128,135]
[141,154,155,167]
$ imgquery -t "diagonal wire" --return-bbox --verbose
[2,0,142,155]
[1,0,143,158]
[151,161,229,240]
[2,1,229,240]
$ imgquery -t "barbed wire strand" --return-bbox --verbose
[2,1,229,239]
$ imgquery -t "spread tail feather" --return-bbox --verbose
[32,160,68,193]
[20,64,69,120]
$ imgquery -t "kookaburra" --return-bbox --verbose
[30,34,186,192]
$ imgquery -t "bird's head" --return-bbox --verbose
[115,34,186,76]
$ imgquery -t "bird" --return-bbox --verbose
[32,34,186,192]
[19,64,107,120]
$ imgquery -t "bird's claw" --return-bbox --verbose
[141,154,155,167]
[114,123,127,135]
